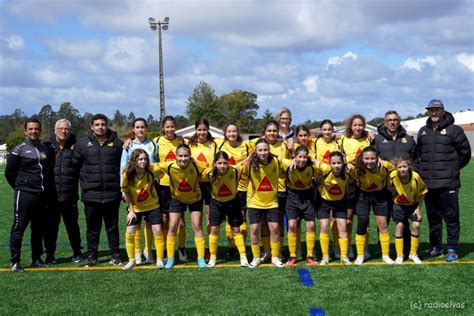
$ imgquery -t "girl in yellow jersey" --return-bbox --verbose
[202,151,250,268]
[187,119,217,238]
[293,125,317,159]
[153,116,187,262]
[122,149,165,270]
[352,147,394,265]
[246,139,284,268]
[339,114,372,259]
[390,155,427,264]
[162,144,207,269]
[215,123,251,259]
[315,152,351,265]
[282,146,317,266]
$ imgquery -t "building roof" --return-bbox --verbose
[175,125,224,138]
[401,110,474,133]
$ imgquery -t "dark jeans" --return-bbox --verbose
[425,188,460,251]
[84,200,121,259]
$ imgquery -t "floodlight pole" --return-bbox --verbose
[148,17,169,124]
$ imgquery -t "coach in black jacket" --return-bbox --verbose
[416,100,471,261]
[43,119,83,264]
[73,114,123,267]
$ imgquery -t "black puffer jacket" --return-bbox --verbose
[44,134,79,202]
[374,124,417,161]
[73,129,123,203]
[416,111,471,189]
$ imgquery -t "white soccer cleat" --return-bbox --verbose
[320,256,330,265]
[354,256,364,265]
[135,252,142,265]
[207,258,216,268]
[156,259,164,269]
[240,257,250,267]
[271,257,284,268]
[382,256,394,265]
[395,256,404,264]
[409,254,422,264]
[249,258,262,268]
[122,261,136,270]
[340,257,352,265]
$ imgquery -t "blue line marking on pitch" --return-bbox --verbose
[298,268,314,287]
[309,307,326,316]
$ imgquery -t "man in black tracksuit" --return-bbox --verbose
[416,100,471,262]
[43,119,83,264]
[73,114,123,267]
[374,110,417,257]
[5,118,54,272]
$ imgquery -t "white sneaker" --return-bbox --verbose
[135,252,142,265]
[382,256,394,264]
[409,254,422,264]
[271,257,284,268]
[320,256,330,265]
[364,247,371,259]
[333,246,341,259]
[395,256,404,264]
[340,257,352,265]
[347,246,355,259]
[143,251,155,263]
[178,247,187,261]
[260,251,271,263]
[240,257,250,267]
[250,257,262,268]
[354,256,364,265]
[207,258,216,268]
[122,261,136,270]
[156,259,164,269]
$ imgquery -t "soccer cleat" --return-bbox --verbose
[122,261,136,270]
[85,258,98,267]
[320,256,330,265]
[354,256,364,265]
[340,257,352,265]
[423,246,443,258]
[31,259,50,268]
[72,254,84,263]
[164,258,175,269]
[286,257,297,267]
[332,246,341,259]
[135,252,142,265]
[178,247,188,261]
[382,256,394,265]
[143,251,155,263]
[207,258,217,268]
[306,257,318,266]
[364,247,371,260]
[156,259,165,269]
[226,247,237,259]
[347,246,355,259]
[409,254,422,264]
[260,251,271,263]
[240,257,250,267]
[271,257,284,268]
[395,256,404,264]
[446,249,458,262]
[10,262,24,272]
[45,254,56,265]
[249,257,262,268]
[197,257,207,268]
[110,256,123,266]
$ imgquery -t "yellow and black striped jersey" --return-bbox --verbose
[215,139,251,191]
[390,170,428,206]
[293,138,317,159]
[188,140,217,183]
[315,137,340,164]
[315,162,350,201]
[122,171,161,212]
[202,165,243,202]
[281,159,316,190]
[352,160,393,192]
[153,136,184,186]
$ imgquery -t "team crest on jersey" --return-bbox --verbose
[197,153,207,163]
[165,150,176,161]
[328,184,343,195]
[257,176,273,191]
[396,194,409,204]
[367,183,378,191]
[421,131,427,136]
[228,157,236,165]
[178,179,192,192]
[323,150,331,163]
[217,184,232,197]
[137,188,149,202]
[294,180,306,189]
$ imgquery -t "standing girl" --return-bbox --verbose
[390,155,427,264]
[202,151,249,267]
[122,149,164,270]
[293,125,316,159]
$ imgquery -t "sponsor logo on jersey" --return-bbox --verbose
[328,184,343,195]
[228,157,236,166]
[323,150,331,163]
[178,179,192,192]
[197,153,207,163]
[137,188,149,202]
[294,180,306,189]
[396,194,409,204]
[367,183,378,191]
[217,184,232,197]
[257,176,273,191]
[355,148,362,159]
[164,150,176,161]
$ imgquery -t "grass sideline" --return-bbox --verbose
[1,162,473,314]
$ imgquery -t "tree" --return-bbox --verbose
[254,109,274,133]
[367,117,384,127]
[112,110,126,127]
[127,112,136,125]
[36,104,57,138]
[186,81,220,125]
[215,90,259,133]
[57,102,82,135]
[174,115,189,130]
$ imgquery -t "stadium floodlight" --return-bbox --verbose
[148,17,170,124]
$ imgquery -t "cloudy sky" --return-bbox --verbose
[1,0,473,124]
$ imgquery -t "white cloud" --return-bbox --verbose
[44,38,103,59]
[302,75,319,93]
[2,34,25,50]
[402,56,437,71]
[34,67,75,86]
[103,37,151,73]
[327,52,358,67]
[456,53,474,72]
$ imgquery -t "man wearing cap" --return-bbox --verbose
[416,99,471,262]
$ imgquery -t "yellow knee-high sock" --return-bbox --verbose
[178,226,186,248]
[355,234,366,257]
[154,233,164,260]
[195,236,205,259]
[287,232,297,257]
[144,225,153,254]
[332,222,339,248]
[126,233,136,262]
[234,234,247,258]
[209,234,219,259]
[166,236,176,259]
[262,236,271,253]
[251,243,261,259]
[226,223,236,248]
[379,232,390,257]
[410,234,420,256]
[395,237,403,258]
[270,241,281,259]
[306,232,316,258]
[240,222,247,241]
[134,228,142,253]
[320,232,330,258]
[339,237,349,258]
